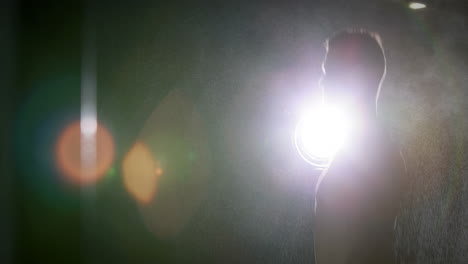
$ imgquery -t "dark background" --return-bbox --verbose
[2,0,468,263]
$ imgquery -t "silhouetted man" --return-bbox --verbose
[314,29,406,264]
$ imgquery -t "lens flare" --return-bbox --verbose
[55,120,115,185]
[129,89,212,239]
[295,104,353,168]
[122,142,162,204]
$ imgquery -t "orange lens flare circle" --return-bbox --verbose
[55,120,115,185]
[122,142,162,204]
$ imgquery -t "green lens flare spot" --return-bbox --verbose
[107,167,116,178]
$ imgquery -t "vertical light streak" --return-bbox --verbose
[81,3,97,263]
[80,3,97,188]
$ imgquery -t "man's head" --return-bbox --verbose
[320,29,386,113]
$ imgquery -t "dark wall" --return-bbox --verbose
[9,1,468,263]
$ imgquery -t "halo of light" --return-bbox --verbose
[294,104,352,168]
[55,120,115,185]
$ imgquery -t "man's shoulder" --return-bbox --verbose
[326,125,404,178]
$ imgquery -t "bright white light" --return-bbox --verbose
[409,2,426,10]
[295,104,354,168]
[80,115,97,136]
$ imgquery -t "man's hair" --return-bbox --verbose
[324,28,387,103]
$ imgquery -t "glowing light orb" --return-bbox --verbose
[122,142,162,204]
[55,120,115,185]
[295,104,354,168]
[408,2,426,9]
